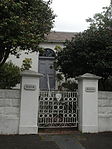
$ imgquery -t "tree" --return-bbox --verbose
[0,0,55,67]
[0,61,20,89]
[57,6,112,90]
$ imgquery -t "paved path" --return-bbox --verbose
[40,134,85,149]
[0,132,112,149]
[0,134,85,149]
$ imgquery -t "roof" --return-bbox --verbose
[45,31,76,43]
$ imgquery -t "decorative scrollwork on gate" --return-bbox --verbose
[38,91,78,128]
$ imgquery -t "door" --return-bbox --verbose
[39,57,55,90]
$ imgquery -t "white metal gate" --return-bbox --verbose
[38,91,78,128]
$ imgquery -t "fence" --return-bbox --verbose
[0,70,112,134]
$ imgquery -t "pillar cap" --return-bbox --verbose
[76,73,101,80]
[20,70,43,77]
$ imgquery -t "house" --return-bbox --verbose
[39,31,75,90]
[8,31,75,90]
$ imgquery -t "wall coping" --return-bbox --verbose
[20,70,43,78]
[77,73,101,80]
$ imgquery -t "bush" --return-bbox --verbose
[0,61,20,89]
[99,77,112,91]
[61,80,78,91]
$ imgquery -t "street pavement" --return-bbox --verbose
[0,132,112,149]
[0,135,59,149]
[75,132,112,149]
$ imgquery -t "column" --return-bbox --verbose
[77,73,101,133]
[19,70,42,134]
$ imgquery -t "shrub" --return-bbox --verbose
[0,61,20,89]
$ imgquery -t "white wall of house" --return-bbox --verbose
[8,51,39,72]
[7,42,64,72]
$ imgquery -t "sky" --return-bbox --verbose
[50,0,110,32]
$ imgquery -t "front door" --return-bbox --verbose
[38,56,55,90]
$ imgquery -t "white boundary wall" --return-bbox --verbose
[0,89,20,134]
[98,91,112,132]
[0,70,42,135]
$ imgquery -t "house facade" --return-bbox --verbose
[8,31,75,90]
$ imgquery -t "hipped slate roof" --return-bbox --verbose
[45,31,76,43]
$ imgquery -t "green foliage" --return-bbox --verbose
[57,6,112,91]
[0,58,32,89]
[56,72,78,91]
[0,0,55,66]
[86,6,112,30]
[61,80,78,91]
[54,45,63,52]
[56,73,64,82]
[0,61,20,89]
[21,58,32,71]
[99,77,112,91]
